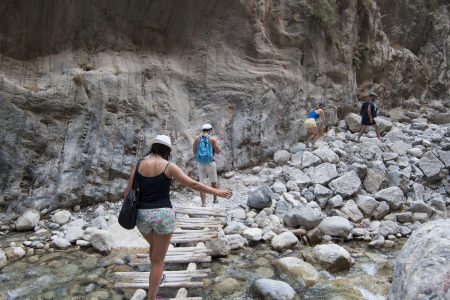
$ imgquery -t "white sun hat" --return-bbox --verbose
[148,134,174,151]
[202,124,213,130]
[369,92,378,97]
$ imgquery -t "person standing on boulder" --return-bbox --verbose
[123,134,232,300]
[193,124,221,207]
[357,92,382,142]
[304,103,326,147]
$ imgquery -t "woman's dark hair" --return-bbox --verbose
[146,143,171,160]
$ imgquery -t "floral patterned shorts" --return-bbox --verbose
[136,208,176,235]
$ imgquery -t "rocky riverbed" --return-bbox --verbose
[1,102,449,299]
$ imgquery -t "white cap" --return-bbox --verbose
[369,92,377,97]
[148,135,174,151]
[202,124,213,130]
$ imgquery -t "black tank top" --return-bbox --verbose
[137,161,172,209]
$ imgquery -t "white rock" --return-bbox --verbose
[318,216,353,238]
[274,150,291,165]
[65,226,84,243]
[0,249,7,268]
[273,257,319,287]
[345,113,361,133]
[305,163,338,185]
[301,151,322,168]
[340,200,364,222]
[52,237,71,249]
[226,234,248,250]
[243,228,263,241]
[252,279,296,300]
[52,210,72,225]
[271,181,287,195]
[328,171,361,197]
[312,243,352,272]
[15,209,40,231]
[90,229,113,254]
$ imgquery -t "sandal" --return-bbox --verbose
[160,273,166,286]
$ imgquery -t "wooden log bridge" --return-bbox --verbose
[114,205,226,299]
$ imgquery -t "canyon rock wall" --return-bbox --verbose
[0,0,448,216]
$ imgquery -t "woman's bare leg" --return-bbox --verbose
[311,127,320,144]
[143,231,172,300]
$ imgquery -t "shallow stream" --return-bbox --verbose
[0,232,402,300]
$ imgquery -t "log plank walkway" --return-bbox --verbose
[114,205,226,299]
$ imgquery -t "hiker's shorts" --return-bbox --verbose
[198,161,217,183]
[304,118,317,129]
[136,208,176,235]
[361,115,377,126]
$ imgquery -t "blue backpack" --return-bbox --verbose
[196,135,213,164]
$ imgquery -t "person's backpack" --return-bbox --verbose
[196,135,213,164]
[360,101,369,116]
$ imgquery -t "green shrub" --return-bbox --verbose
[311,0,337,29]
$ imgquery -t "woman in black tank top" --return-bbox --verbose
[123,135,232,300]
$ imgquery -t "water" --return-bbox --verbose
[0,237,403,300]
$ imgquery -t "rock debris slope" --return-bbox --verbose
[0,0,449,216]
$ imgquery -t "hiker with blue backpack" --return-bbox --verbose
[357,92,382,142]
[193,124,221,207]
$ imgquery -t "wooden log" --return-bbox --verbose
[114,282,204,289]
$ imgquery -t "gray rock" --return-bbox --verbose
[273,257,319,287]
[329,171,361,197]
[52,237,71,249]
[351,163,368,179]
[386,170,410,193]
[251,279,296,300]
[413,212,429,223]
[312,243,352,272]
[224,221,248,235]
[290,143,306,154]
[410,183,425,201]
[226,234,247,250]
[274,150,291,165]
[363,169,385,193]
[247,187,272,209]
[15,209,40,231]
[318,216,352,238]
[208,236,231,257]
[379,220,400,237]
[374,187,405,210]
[272,181,287,195]
[306,163,338,185]
[312,147,339,163]
[90,230,113,255]
[290,152,303,167]
[52,210,72,225]
[419,151,445,181]
[355,195,378,217]
[327,195,343,208]
[255,211,269,228]
[313,184,332,208]
[286,180,299,192]
[340,200,364,223]
[390,141,411,156]
[376,116,393,132]
[406,148,423,158]
[283,205,323,229]
[345,113,361,133]
[395,212,413,223]
[389,220,450,300]
[275,199,292,219]
[301,151,321,169]
[271,231,298,251]
[372,201,391,220]
[409,201,433,216]
[0,249,7,269]
[436,150,450,168]
[289,169,311,188]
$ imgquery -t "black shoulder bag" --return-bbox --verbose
[118,160,142,229]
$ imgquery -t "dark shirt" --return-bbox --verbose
[137,163,172,209]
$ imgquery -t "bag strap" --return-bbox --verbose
[132,160,142,189]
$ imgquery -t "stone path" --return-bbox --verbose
[114,206,226,299]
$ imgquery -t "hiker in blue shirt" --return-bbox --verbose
[193,124,221,207]
[357,92,382,142]
[304,103,326,147]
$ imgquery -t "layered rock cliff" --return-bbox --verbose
[0,0,449,215]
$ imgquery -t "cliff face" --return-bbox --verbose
[0,0,449,215]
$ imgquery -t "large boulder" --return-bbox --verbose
[271,231,298,251]
[273,257,319,287]
[318,216,352,238]
[305,163,338,185]
[328,171,361,197]
[375,116,393,132]
[283,205,323,229]
[389,219,450,300]
[419,151,446,181]
[374,187,405,210]
[312,147,339,163]
[311,243,352,272]
[340,200,364,223]
[345,113,361,133]
[251,279,296,300]
[247,187,272,209]
[15,209,40,231]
